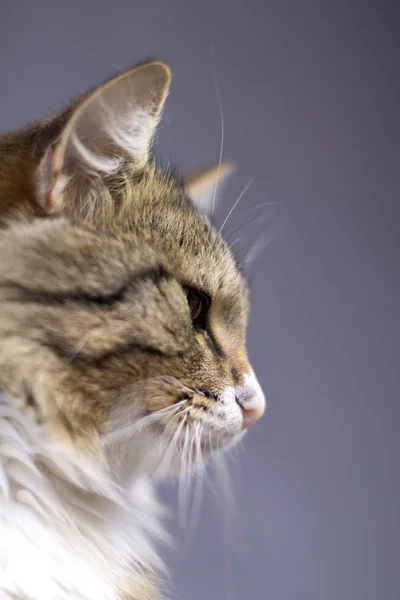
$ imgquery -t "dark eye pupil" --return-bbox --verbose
[184,287,210,327]
[188,292,202,320]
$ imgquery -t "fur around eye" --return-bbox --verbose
[184,286,211,329]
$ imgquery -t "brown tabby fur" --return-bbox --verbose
[0,60,252,598]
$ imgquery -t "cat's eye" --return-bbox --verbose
[184,287,211,330]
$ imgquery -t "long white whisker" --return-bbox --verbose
[105,401,186,444]
[224,202,277,243]
[212,74,225,220]
[247,201,280,213]
[185,420,199,529]
[231,238,276,260]
[187,423,205,541]
[154,411,187,476]
[219,177,254,234]
[217,237,242,268]
[188,422,198,468]
[178,421,191,528]
[224,200,280,232]
[166,406,192,429]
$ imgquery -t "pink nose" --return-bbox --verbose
[239,398,265,428]
[236,372,266,429]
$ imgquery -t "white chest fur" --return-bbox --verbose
[0,394,165,600]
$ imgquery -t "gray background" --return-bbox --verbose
[1,1,399,599]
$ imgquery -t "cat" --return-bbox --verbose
[0,60,265,600]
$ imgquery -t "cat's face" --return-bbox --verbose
[0,61,265,477]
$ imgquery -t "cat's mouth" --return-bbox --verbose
[104,373,262,477]
[138,375,262,441]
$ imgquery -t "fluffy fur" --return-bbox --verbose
[0,393,165,600]
[0,60,265,599]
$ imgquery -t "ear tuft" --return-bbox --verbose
[36,60,171,213]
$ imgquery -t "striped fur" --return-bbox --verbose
[0,60,265,599]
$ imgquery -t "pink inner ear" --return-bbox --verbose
[36,61,172,215]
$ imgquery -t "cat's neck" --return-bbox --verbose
[0,392,166,600]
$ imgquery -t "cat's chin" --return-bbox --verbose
[143,425,246,479]
[104,399,246,481]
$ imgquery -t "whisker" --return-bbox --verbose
[219,177,254,234]
[221,201,280,239]
[104,401,186,444]
[228,236,242,251]
[212,74,225,220]
[247,201,280,212]
[231,237,275,258]
[223,214,265,244]
[187,423,206,541]
[218,206,278,277]
[167,405,192,424]
[177,405,204,531]
[154,412,187,476]
[188,421,199,471]
[224,203,277,243]
[222,260,266,274]
[216,236,242,268]
[178,421,191,528]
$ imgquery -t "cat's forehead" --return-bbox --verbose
[101,168,247,297]
[123,174,247,299]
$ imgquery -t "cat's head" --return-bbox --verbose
[0,61,265,476]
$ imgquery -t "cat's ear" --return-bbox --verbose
[36,60,171,213]
[184,162,235,215]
